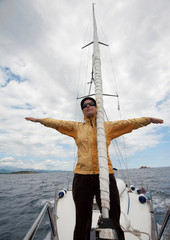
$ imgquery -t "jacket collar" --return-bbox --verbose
[84,114,97,124]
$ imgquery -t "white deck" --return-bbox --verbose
[56,179,153,240]
[56,190,75,239]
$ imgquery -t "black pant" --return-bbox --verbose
[72,174,125,240]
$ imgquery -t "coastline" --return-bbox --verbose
[0,171,38,174]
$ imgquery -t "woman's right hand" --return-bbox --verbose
[25,117,40,123]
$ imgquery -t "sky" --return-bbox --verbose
[0,0,170,171]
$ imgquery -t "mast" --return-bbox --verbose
[92,4,110,219]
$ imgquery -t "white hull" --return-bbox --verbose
[55,178,157,240]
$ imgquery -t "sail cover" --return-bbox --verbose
[92,5,110,218]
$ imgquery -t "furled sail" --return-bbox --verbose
[92,5,110,219]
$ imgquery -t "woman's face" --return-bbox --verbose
[82,100,97,117]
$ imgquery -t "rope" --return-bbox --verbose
[120,211,151,240]
[121,223,151,240]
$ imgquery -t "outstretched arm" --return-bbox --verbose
[107,117,164,140]
[25,117,77,138]
[25,117,41,123]
[150,118,163,124]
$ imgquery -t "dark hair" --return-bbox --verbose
[80,97,96,110]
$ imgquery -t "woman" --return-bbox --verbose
[25,97,163,240]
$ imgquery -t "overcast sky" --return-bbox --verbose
[0,0,169,171]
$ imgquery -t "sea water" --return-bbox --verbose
[0,167,169,240]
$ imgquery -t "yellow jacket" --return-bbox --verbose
[40,116,151,174]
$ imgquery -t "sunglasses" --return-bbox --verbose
[82,102,96,110]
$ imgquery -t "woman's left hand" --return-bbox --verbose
[150,118,164,124]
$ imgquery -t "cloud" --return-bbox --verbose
[0,156,15,163]
[0,0,170,170]
[35,159,74,171]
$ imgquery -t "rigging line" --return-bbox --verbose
[103,40,129,173]
[105,53,130,177]
[84,45,91,95]
[103,102,127,173]
[77,46,90,98]
[104,108,129,180]
[76,49,83,100]
[116,100,129,172]
[113,140,129,181]
[77,14,93,99]
[112,140,127,181]
[95,11,119,95]
[97,10,119,93]
[96,11,121,111]
[107,45,119,95]
[104,108,125,162]
[101,53,129,173]
[73,98,79,172]
[83,13,93,96]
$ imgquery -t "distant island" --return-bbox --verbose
[0,166,73,174]
[10,171,38,174]
[140,166,150,169]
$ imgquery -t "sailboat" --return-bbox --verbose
[24,5,169,240]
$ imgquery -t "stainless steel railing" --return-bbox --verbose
[23,201,57,240]
[157,205,170,240]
